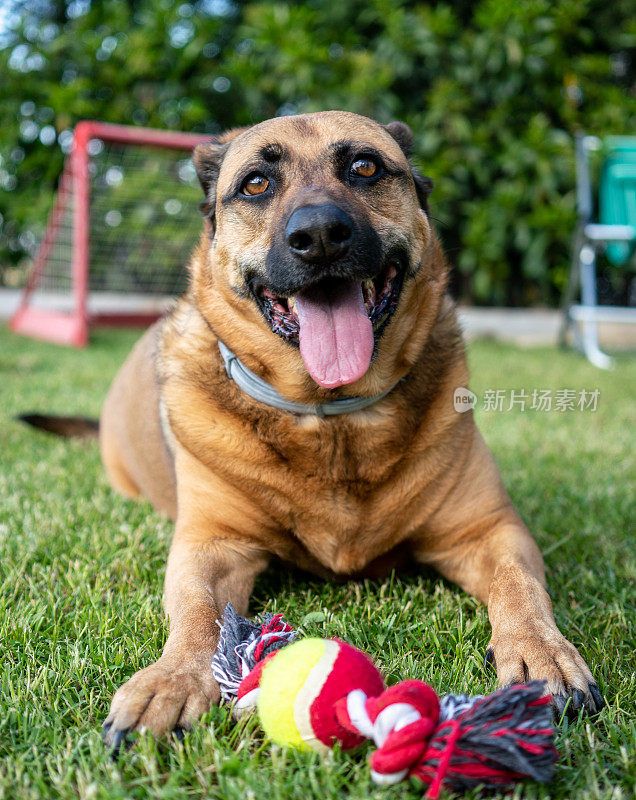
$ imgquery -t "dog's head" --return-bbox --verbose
[192,111,442,393]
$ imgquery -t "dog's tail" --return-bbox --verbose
[18,413,100,439]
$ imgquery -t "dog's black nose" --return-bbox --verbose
[285,204,354,263]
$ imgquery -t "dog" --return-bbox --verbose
[25,111,604,745]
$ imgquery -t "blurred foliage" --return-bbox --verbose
[0,0,634,304]
[85,144,200,293]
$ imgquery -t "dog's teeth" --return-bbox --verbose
[361,279,375,313]
[362,279,375,296]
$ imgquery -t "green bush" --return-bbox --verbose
[0,0,634,304]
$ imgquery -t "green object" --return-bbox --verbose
[599,136,636,266]
[301,610,327,625]
[1,327,633,798]
[1,1,636,306]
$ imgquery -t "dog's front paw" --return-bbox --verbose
[103,654,220,748]
[485,624,605,719]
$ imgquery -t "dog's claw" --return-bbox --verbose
[484,646,495,672]
[589,684,606,713]
[552,693,568,720]
[106,727,131,753]
[571,688,585,711]
[172,726,185,742]
[552,684,606,722]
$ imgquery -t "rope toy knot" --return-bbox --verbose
[353,681,441,784]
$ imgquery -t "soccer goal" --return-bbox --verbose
[10,120,211,346]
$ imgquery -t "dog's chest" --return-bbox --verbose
[265,455,419,574]
[246,415,428,573]
[267,411,406,484]
[291,512,401,575]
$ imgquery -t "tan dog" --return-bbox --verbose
[90,111,603,745]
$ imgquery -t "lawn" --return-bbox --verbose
[0,325,634,800]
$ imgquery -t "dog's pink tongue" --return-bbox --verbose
[294,280,374,389]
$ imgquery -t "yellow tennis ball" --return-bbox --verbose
[257,638,331,751]
[256,637,384,753]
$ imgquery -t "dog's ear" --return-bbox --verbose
[193,127,248,227]
[384,121,414,157]
[383,121,434,216]
[411,170,434,215]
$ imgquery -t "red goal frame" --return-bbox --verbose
[10,120,210,347]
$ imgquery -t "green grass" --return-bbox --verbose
[0,325,634,800]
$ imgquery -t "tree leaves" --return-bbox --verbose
[0,0,634,304]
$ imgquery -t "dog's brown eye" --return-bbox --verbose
[242,174,269,196]
[351,157,378,178]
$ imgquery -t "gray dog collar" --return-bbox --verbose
[218,339,399,417]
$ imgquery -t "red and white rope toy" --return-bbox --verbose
[212,605,558,798]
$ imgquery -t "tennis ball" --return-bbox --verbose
[257,637,384,753]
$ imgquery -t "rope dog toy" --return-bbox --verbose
[212,605,558,798]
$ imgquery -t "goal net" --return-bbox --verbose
[10,121,210,346]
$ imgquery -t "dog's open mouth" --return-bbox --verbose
[252,263,404,389]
